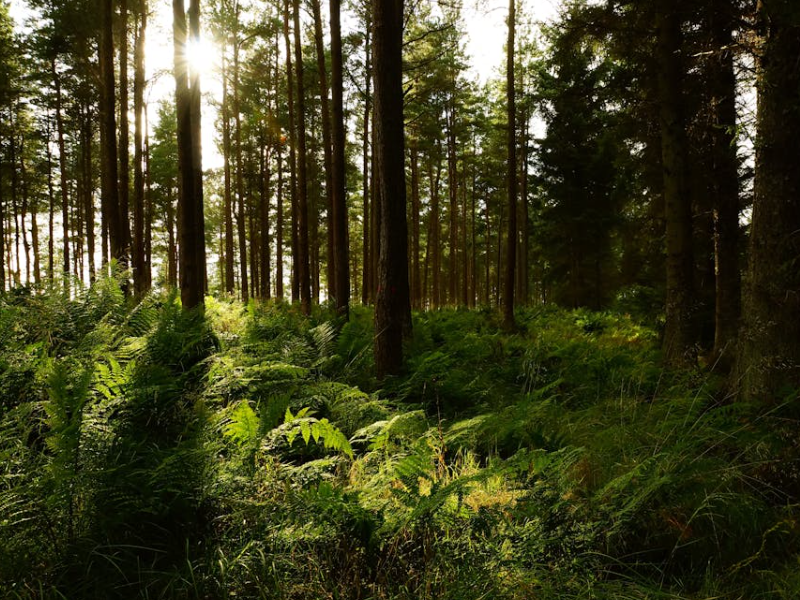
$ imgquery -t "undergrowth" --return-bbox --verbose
[1,278,799,599]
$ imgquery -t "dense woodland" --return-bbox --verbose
[1,0,800,598]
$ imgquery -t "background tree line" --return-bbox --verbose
[0,0,798,393]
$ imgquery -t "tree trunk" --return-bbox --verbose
[221,48,235,294]
[233,32,249,303]
[657,3,695,365]
[735,1,800,399]
[173,0,205,310]
[292,0,311,314]
[53,58,71,281]
[330,0,349,317]
[310,0,335,300]
[502,0,517,330]
[409,142,421,309]
[447,103,458,305]
[373,0,411,378]
[361,21,371,305]
[119,0,132,271]
[708,0,741,361]
[259,134,271,299]
[430,154,442,308]
[283,0,299,303]
[133,0,148,295]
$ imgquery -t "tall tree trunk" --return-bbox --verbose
[233,31,249,303]
[166,188,177,287]
[502,0,517,330]
[81,108,95,282]
[657,3,695,365]
[100,0,122,268]
[310,0,335,300]
[119,0,132,270]
[276,139,285,299]
[330,0,349,317]
[53,58,71,282]
[173,0,205,310]
[144,104,153,288]
[259,134,271,299]
[446,103,458,305]
[221,48,235,294]
[373,0,411,378]
[133,1,148,295]
[409,142,421,309]
[735,1,800,399]
[45,115,55,282]
[292,0,311,314]
[361,21,371,305]
[429,155,441,308]
[708,0,741,360]
[282,0,299,303]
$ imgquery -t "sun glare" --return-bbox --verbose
[186,36,218,78]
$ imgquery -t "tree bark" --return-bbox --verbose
[173,0,205,310]
[53,57,71,281]
[233,28,249,302]
[292,0,311,314]
[283,0,299,303]
[373,0,411,378]
[133,0,148,295]
[502,0,517,329]
[119,0,132,271]
[330,0,349,317]
[657,3,695,365]
[708,0,741,361]
[735,1,800,399]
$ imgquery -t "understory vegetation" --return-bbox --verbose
[2,277,799,599]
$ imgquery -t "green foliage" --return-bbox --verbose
[2,286,799,599]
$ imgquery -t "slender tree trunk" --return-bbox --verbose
[373,0,411,378]
[708,0,741,360]
[283,0,299,303]
[430,155,441,308]
[735,1,800,399]
[53,58,71,281]
[133,1,148,295]
[310,0,335,300]
[220,48,235,294]
[166,188,177,287]
[81,108,95,282]
[144,105,153,288]
[409,142,421,309]
[330,0,349,317]
[446,103,458,305]
[276,139,285,299]
[45,115,55,282]
[259,134,271,299]
[119,0,132,270]
[361,22,371,305]
[233,32,249,303]
[173,0,205,310]
[292,0,311,314]
[657,3,695,365]
[101,0,123,270]
[502,0,517,330]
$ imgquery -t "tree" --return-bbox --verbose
[173,0,206,310]
[502,0,517,330]
[330,0,349,317]
[373,0,411,377]
[735,0,800,399]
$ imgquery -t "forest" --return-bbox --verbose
[1,0,800,597]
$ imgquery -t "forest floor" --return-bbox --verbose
[1,277,800,599]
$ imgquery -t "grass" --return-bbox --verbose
[1,277,799,599]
